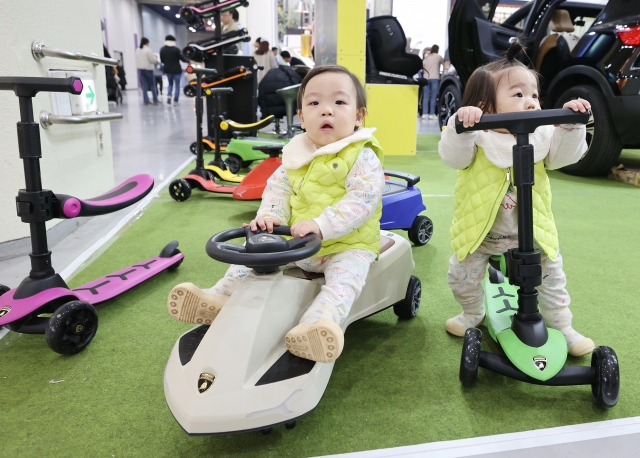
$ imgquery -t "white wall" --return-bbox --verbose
[100,0,142,88]
[0,0,114,244]
[392,0,450,56]
[141,5,178,60]
[245,0,278,51]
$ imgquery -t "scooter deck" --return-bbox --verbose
[0,253,183,325]
[184,174,235,194]
[484,277,568,381]
[204,165,244,183]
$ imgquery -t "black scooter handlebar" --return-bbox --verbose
[0,76,83,97]
[454,108,590,135]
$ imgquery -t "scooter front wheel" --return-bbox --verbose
[591,346,620,408]
[460,328,482,387]
[46,301,99,355]
[169,179,192,202]
[224,154,242,174]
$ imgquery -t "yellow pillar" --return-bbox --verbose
[334,0,417,156]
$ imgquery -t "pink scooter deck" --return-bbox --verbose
[0,253,183,326]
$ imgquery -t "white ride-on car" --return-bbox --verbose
[164,225,421,435]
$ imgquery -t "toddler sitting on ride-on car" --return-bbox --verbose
[167,64,385,363]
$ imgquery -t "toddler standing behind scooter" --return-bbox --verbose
[167,65,385,363]
[438,41,594,357]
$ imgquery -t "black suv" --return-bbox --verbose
[439,0,640,176]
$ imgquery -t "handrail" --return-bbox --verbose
[32,41,117,67]
[39,110,123,129]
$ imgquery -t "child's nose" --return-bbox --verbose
[321,104,333,115]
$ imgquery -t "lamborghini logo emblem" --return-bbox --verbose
[198,372,215,393]
[533,356,547,372]
[0,306,11,318]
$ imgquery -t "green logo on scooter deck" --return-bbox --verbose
[0,306,10,318]
[533,356,547,371]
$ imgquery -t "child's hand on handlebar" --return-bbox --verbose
[243,217,280,233]
[563,98,591,113]
[457,106,484,128]
[291,220,323,239]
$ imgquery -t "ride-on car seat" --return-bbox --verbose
[366,15,423,85]
[536,9,580,71]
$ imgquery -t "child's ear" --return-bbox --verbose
[355,107,366,127]
[297,109,304,128]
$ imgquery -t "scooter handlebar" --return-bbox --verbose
[186,65,218,76]
[0,76,82,97]
[454,108,590,135]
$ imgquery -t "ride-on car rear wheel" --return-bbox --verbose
[393,276,421,319]
[0,284,9,297]
[46,301,99,355]
[169,179,192,202]
[408,216,433,246]
[591,346,620,409]
[225,154,242,174]
[460,328,482,387]
[438,83,462,130]
[554,85,622,176]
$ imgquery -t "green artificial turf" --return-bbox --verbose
[1,134,639,457]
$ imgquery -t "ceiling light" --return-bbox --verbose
[175,14,180,18]
[164,5,170,10]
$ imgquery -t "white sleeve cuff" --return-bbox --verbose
[313,216,334,241]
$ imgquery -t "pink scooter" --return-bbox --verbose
[0,77,184,355]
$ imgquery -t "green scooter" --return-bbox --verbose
[455,109,620,408]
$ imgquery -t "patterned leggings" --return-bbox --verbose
[209,249,377,325]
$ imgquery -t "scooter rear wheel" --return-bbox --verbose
[460,328,482,387]
[591,346,620,408]
[169,179,192,202]
[46,301,98,355]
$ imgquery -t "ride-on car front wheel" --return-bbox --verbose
[554,85,622,176]
[393,276,421,319]
[0,284,9,297]
[408,216,433,246]
[460,328,482,387]
[46,301,99,355]
[224,154,243,174]
[591,346,620,409]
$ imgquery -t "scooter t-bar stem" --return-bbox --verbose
[455,108,590,134]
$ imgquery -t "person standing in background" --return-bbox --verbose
[220,9,239,54]
[136,37,159,105]
[153,56,164,96]
[272,47,283,65]
[160,35,190,105]
[253,40,278,86]
[231,9,251,56]
[116,60,127,91]
[421,45,444,120]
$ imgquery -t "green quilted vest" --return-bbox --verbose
[450,147,559,261]
[286,137,384,258]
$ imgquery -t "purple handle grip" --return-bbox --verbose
[55,174,154,218]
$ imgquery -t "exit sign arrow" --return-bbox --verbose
[85,85,95,104]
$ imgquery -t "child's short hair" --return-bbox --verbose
[297,65,367,111]
[461,40,539,114]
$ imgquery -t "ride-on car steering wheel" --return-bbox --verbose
[206,226,322,273]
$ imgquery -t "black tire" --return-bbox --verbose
[554,85,622,176]
[438,83,462,130]
[183,85,196,98]
[460,328,482,387]
[206,170,217,181]
[241,160,254,168]
[46,301,98,355]
[393,276,421,319]
[225,154,243,174]
[261,428,272,435]
[190,142,198,155]
[284,420,296,430]
[591,346,620,409]
[408,216,433,246]
[169,179,192,202]
[0,284,9,297]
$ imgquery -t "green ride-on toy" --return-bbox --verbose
[455,109,620,409]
